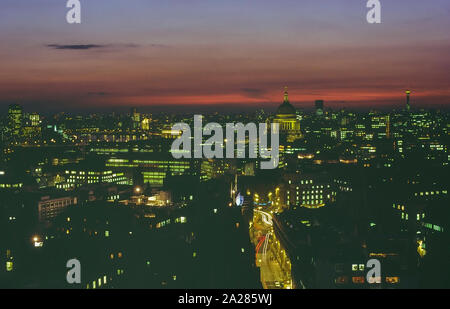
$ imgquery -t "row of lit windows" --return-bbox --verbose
[423,223,444,232]
[414,190,447,196]
[301,190,323,195]
[41,199,73,208]
[87,275,110,289]
[0,183,23,188]
[65,170,114,175]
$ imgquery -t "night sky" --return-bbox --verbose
[1,0,449,112]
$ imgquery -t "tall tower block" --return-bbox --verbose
[406,90,411,112]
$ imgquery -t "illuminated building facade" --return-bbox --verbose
[58,167,131,189]
[285,174,337,209]
[131,107,140,130]
[371,115,390,139]
[106,156,196,188]
[141,118,150,131]
[29,113,41,127]
[38,195,78,222]
[22,112,42,139]
[8,104,23,137]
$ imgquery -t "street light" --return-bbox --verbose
[32,235,43,248]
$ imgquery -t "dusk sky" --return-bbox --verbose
[1,0,450,112]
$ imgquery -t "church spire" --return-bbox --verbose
[283,86,289,103]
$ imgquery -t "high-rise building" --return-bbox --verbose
[131,107,140,129]
[315,100,324,116]
[406,90,411,112]
[23,112,42,139]
[8,104,23,137]
[370,114,391,139]
[141,118,150,131]
[29,113,40,126]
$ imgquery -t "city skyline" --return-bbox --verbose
[1,97,448,290]
[1,0,450,293]
[1,0,450,111]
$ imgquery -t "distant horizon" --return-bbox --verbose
[1,0,449,112]
[2,99,449,116]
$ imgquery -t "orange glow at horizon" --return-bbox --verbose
[85,88,450,109]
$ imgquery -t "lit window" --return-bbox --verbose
[386,277,400,284]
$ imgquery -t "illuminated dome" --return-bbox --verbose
[276,101,296,115]
[271,87,303,142]
[276,87,296,115]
